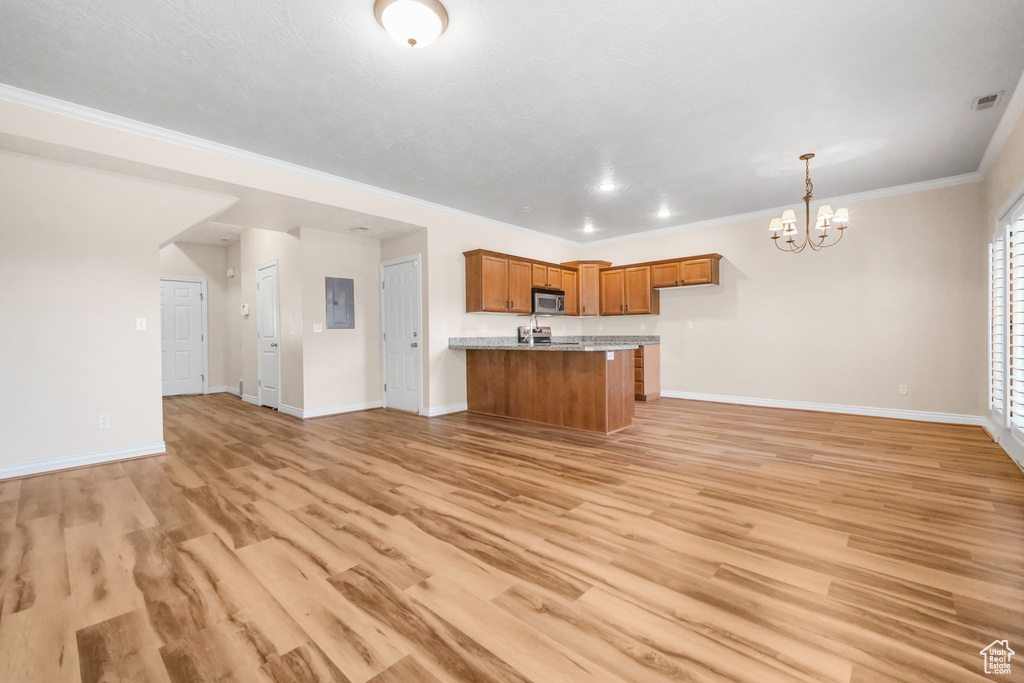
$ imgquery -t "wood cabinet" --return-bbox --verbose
[634,344,661,401]
[561,260,609,316]
[532,264,562,289]
[508,260,533,313]
[599,268,625,315]
[464,250,579,314]
[562,269,579,316]
[649,255,722,288]
[467,250,719,315]
[600,266,660,315]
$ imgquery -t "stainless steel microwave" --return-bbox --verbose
[532,288,565,316]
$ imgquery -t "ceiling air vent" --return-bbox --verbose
[973,92,1004,111]
[349,226,371,233]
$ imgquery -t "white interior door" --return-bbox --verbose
[256,261,281,409]
[383,258,421,413]
[160,279,204,396]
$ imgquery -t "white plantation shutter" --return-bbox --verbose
[992,236,1006,417]
[1011,218,1024,434]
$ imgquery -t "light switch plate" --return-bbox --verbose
[136,317,146,331]
[313,323,324,333]
[241,303,249,316]
[688,321,695,330]
[98,414,110,429]
[606,351,615,361]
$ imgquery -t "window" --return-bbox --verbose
[992,236,1005,417]
[1011,218,1024,432]
[992,192,1024,441]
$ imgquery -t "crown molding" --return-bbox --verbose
[0,83,580,249]
[581,172,984,248]
[0,83,995,251]
[978,67,1024,178]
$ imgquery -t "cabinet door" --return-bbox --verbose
[651,262,681,288]
[562,269,578,316]
[680,258,713,285]
[532,263,547,288]
[481,255,509,312]
[600,269,625,316]
[579,264,600,316]
[546,267,562,290]
[508,260,533,313]
[624,266,652,314]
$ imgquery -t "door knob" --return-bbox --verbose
[411,342,418,347]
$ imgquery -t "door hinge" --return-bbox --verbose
[384,383,387,391]
[382,281,386,290]
[201,334,204,341]
[200,293,203,301]
[201,374,204,382]
[383,331,387,341]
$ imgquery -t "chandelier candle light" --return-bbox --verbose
[769,154,850,252]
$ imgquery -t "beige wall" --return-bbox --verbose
[299,229,382,413]
[240,228,303,408]
[224,241,242,392]
[984,111,1024,464]
[577,182,988,416]
[986,111,1024,229]
[0,151,233,469]
[382,229,429,411]
[158,242,230,389]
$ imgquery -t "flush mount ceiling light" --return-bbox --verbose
[657,207,672,218]
[583,223,595,233]
[374,0,448,49]
[519,206,533,213]
[598,182,617,192]
[768,154,850,253]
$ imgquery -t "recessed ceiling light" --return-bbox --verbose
[657,207,672,218]
[374,0,448,49]
[598,182,617,192]
[519,206,533,213]
[583,223,595,233]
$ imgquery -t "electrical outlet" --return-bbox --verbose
[313,323,323,333]
[899,385,908,396]
[688,321,695,330]
[98,414,110,429]
[135,317,146,331]
[640,323,646,331]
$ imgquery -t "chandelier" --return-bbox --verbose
[769,154,850,252]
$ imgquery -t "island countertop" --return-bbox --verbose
[448,335,659,352]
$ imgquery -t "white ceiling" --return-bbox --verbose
[1,0,1022,241]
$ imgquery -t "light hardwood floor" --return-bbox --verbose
[0,394,1022,682]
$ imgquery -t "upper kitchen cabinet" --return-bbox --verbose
[532,264,562,290]
[600,265,660,315]
[508,259,533,313]
[562,269,579,316]
[649,254,722,288]
[464,250,578,314]
[562,260,610,316]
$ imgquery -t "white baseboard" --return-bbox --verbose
[242,394,259,406]
[0,441,167,481]
[278,404,303,418]
[661,390,990,428]
[278,401,383,419]
[424,402,468,417]
[206,386,240,396]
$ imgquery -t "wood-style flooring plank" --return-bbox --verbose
[0,392,1019,682]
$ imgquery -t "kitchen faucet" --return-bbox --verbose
[526,314,539,347]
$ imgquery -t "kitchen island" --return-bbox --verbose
[448,336,659,434]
